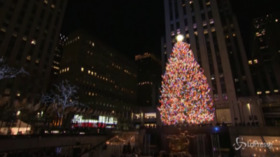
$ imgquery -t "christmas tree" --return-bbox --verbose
[158,35,214,125]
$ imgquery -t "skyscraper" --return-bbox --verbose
[0,0,68,100]
[249,14,280,96]
[59,30,137,125]
[249,14,280,126]
[162,0,257,125]
[135,52,161,107]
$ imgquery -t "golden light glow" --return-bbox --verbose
[176,34,184,42]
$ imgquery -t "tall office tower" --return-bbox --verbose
[162,0,257,125]
[51,33,67,77]
[135,52,161,107]
[60,30,137,124]
[0,0,68,100]
[249,14,280,126]
[249,14,280,96]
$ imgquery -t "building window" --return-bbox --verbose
[81,67,84,72]
[144,113,156,119]
[31,39,36,45]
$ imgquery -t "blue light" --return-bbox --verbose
[214,126,220,132]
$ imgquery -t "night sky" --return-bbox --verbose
[61,0,279,59]
[61,0,164,59]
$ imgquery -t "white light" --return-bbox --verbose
[16,110,21,116]
[79,132,85,135]
[31,40,36,45]
[51,130,59,134]
[176,34,184,42]
[247,103,251,113]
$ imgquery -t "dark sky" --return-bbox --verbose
[61,0,279,59]
[61,0,164,59]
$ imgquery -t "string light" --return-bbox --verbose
[158,41,215,125]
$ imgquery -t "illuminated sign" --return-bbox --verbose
[71,115,117,128]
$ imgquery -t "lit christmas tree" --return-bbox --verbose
[158,35,214,125]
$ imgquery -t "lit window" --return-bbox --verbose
[88,70,90,74]
[53,66,59,70]
[16,110,21,116]
[253,59,258,64]
[194,31,198,35]
[81,67,84,72]
[35,59,39,64]
[16,92,21,97]
[144,113,156,119]
[209,19,214,24]
[211,27,215,32]
[275,19,278,23]
[44,0,48,4]
[31,39,36,45]
[265,91,270,94]
[206,1,210,5]
[232,33,236,37]
[248,60,252,65]
[203,30,208,34]
[257,91,262,95]
[256,32,262,37]
[51,4,55,8]
[189,1,193,4]
[91,43,95,47]
[26,56,31,61]
[274,89,279,93]
[67,67,69,71]
[1,28,6,32]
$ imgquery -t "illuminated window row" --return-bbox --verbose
[92,101,115,108]
[88,41,95,47]
[225,33,236,39]
[81,67,114,83]
[65,36,80,45]
[255,29,265,37]
[144,123,157,128]
[133,112,157,120]
[59,67,69,73]
[257,89,279,95]
[53,66,59,70]
[87,50,93,55]
[135,53,152,60]
[87,91,97,96]
[112,62,122,70]
[248,59,258,65]
[120,87,134,94]
[138,81,153,86]
[112,63,135,76]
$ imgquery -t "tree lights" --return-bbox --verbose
[158,38,215,125]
